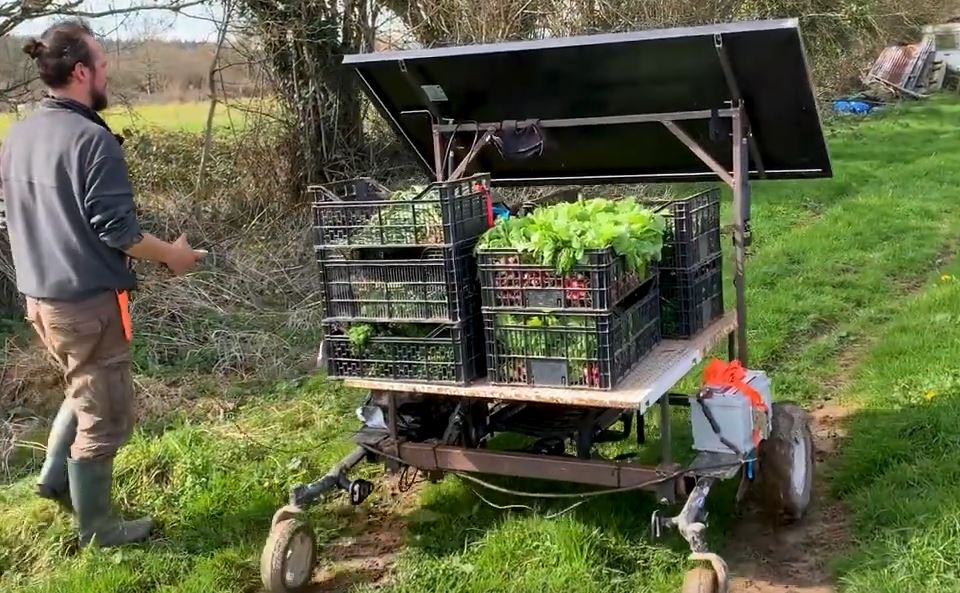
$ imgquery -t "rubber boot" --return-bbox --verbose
[35,400,76,512]
[67,457,153,548]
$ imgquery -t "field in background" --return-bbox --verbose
[0,99,269,137]
[0,98,959,593]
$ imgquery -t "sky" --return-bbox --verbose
[13,0,223,42]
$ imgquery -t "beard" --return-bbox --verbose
[91,87,108,112]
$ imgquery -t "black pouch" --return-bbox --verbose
[493,120,544,160]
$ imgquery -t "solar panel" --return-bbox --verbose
[342,19,831,185]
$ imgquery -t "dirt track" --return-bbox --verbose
[727,404,852,593]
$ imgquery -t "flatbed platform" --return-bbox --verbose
[342,311,737,412]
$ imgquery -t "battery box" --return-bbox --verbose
[689,369,773,455]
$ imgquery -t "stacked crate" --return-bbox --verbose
[313,174,492,385]
[478,248,661,390]
[643,188,724,339]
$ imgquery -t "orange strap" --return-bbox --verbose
[116,290,133,343]
[476,182,495,228]
[702,359,767,446]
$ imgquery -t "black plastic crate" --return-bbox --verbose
[324,317,485,385]
[660,255,724,339]
[642,188,721,270]
[311,173,492,248]
[477,248,655,312]
[318,242,481,323]
[484,281,661,390]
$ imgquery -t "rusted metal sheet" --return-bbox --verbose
[397,442,668,489]
[868,39,935,91]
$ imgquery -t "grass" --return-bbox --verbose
[2,97,960,592]
[0,99,267,138]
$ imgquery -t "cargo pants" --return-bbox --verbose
[26,291,135,460]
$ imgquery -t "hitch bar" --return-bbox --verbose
[651,477,729,593]
[289,446,370,508]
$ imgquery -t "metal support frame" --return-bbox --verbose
[662,121,734,187]
[388,392,400,459]
[434,109,737,134]
[397,442,673,489]
[731,104,750,365]
[432,127,444,181]
[715,34,765,178]
[660,392,672,465]
[431,108,738,184]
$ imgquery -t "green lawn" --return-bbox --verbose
[2,98,960,593]
[0,99,267,137]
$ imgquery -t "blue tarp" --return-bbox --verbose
[832,99,877,115]
[492,204,511,220]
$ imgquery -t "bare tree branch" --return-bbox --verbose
[196,0,232,193]
[2,0,210,40]
[61,0,208,19]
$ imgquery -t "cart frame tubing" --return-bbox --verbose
[429,103,754,366]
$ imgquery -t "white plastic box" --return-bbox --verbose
[689,370,773,455]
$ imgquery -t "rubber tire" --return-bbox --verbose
[681,567,719,593]
[757,402,814,522]
[260,518,317,593]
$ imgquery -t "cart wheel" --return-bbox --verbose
[681,566,719,593]
[757,402,814,522]
[260,517,317,593]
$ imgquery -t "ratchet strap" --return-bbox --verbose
[702,359,767,447]
[475,181,495,228]
[116,289,133,343]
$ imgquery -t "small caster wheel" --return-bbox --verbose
[349,479,374,505]
[260,517,317,593]
[681,566,719,593]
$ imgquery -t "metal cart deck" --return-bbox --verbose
[343,312,736,411]
[261,18,831,593]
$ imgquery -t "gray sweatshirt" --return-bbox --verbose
[0,98,142,301]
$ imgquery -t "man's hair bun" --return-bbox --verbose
[22,39,45,59]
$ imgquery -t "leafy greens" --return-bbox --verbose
[346,185,445,246]
[477,198,665,274]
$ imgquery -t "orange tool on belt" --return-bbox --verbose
[116,289,133,343]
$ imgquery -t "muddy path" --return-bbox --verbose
[307,477,416,593]
[727,403,853,593]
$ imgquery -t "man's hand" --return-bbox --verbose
[165,233,206,276]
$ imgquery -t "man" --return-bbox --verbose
[0,20,205,547]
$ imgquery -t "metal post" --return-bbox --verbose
[715,34,765,178]
[636,409,646,445]
[660,395,672,464]
[732,104,749,366]
[432,126,444,181]
[387,392,400,459]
